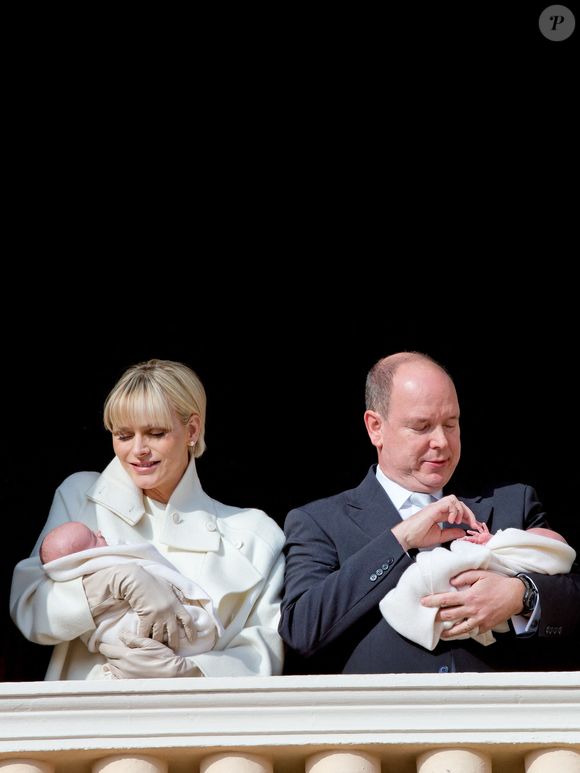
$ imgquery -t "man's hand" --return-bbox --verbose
[391,495,483,552]
[99,632,199,678]
[420,570,525,638]
[82,564,196,650]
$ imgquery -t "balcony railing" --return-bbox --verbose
[1,673,579,772]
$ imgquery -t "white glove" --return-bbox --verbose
[99,632,199,679]
[82,564,195,651]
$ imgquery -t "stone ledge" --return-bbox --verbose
[1,673,580,754]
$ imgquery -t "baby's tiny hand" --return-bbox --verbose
[462,522,491,544]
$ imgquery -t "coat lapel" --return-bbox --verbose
[346,467,401,539]
[87,457,222,551]
[345,467,494,539]
[459,495,493,527]
[86,458,145,525]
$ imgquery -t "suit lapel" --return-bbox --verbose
[345,468,494,540]
[459,496,493,527]
[345,467,401,539]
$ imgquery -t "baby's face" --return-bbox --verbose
[82,528,108,550]
[71,525,108,552]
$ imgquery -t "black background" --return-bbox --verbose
[1,0,576,680]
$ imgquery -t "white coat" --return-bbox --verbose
[10,457,285,680]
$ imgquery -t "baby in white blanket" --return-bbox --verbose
[41,522,223,660]
[379,524,576,650]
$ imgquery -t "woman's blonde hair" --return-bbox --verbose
[103,359,207,458]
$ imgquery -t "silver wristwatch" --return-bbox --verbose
[516,573,538,615]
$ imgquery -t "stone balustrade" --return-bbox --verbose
[1,674,579,772]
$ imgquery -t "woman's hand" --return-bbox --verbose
[99,632,199,678]
[83,565,196,650]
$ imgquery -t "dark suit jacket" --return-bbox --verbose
[279,467,580,674]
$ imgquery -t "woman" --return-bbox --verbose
[10,359,285,679]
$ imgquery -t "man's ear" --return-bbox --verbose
[364,410,384,448]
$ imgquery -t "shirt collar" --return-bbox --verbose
[375,466,442,511]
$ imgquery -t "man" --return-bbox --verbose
[279,352,580,673]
